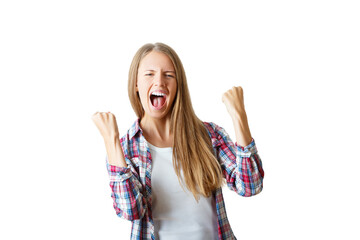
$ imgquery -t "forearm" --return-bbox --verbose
[104,136,127,167]
[107,148,147,220]
[231,112,253,147]
[110,179,147,220]
[210,121,264,197]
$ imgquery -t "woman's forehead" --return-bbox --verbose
[139,51,175,71]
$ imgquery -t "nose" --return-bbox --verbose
[154,72,166,87]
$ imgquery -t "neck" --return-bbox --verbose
[140,114,173,145]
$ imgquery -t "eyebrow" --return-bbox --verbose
[144,70,175,73]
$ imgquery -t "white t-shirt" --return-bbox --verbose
[147,141,218,240]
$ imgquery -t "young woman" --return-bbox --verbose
[92,42,264,240]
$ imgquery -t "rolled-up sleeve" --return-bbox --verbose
[105,155,147,221]
[210,122,265,197]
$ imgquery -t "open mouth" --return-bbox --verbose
[150,92,167,109]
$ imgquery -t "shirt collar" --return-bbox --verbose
[128,118,143,140]
[128,118,221,148]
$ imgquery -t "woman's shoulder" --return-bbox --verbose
[119,118,141,141]
[118,119,142,159]
[119,118,140,143]
[202,121,226,135]
[202,121,217,136]
[202,121,230,147]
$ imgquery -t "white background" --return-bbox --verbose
[1,0,359,239]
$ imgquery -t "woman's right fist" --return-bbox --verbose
[92,112,120,140]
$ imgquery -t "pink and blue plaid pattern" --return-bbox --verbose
[106,118,264,240]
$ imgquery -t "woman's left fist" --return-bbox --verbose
[222,86,246,118]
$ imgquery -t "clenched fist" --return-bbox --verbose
[92,112,120,141]
[222,86,246,119]
[92,111,127,167]
[222,86,253,147]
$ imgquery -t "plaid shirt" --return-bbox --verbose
[106,118,264,240]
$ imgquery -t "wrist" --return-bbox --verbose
[231,112,252,147]
[104,135,120,145]
[231,111,247,123]
[104,137,127,167]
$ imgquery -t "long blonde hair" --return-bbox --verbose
[128,42,224,201]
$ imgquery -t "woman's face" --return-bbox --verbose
[136,51,178,120]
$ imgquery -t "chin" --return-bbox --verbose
[144,106,172,120]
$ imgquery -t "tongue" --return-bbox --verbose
[153,96,165,108]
